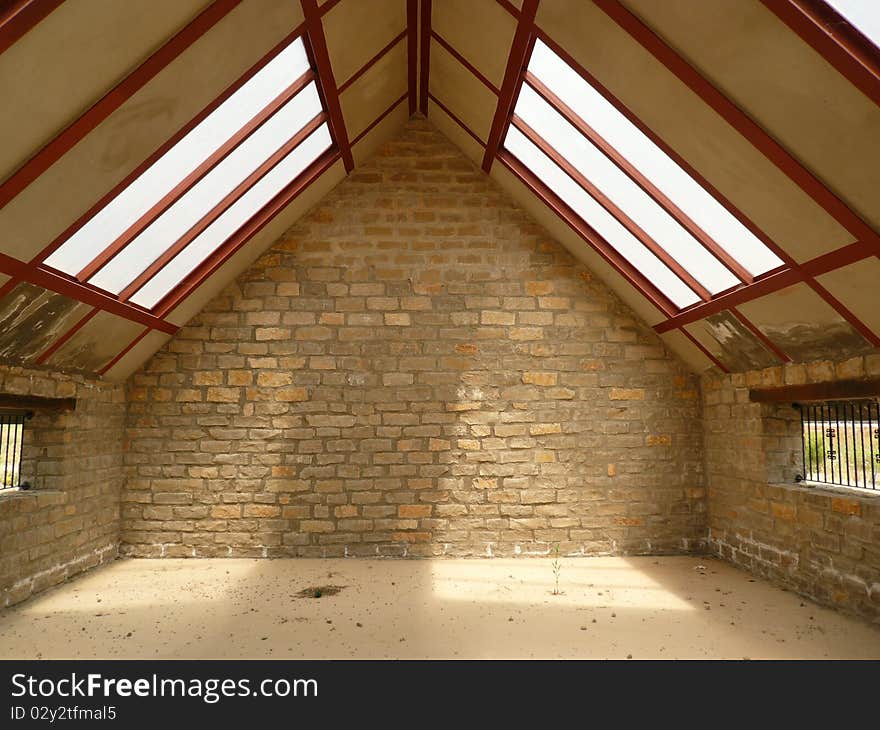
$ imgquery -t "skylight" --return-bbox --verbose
[504,39,785,311]
[824,0,880,49]
[130,124,332,309]
[506,126,700,309]
[44,35,333,311]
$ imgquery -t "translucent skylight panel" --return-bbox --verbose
[45,37,311,276]
[527,39,784,277]
[514,85,739,295]
[88,83,322,294]
[825,0,880,49]
[504,126,700,309]
[129,124,332,310]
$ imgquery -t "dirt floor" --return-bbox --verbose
[1,556,878,659]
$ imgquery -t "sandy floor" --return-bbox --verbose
[0,556,878,659]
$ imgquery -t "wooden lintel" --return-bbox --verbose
[0,394,76,412]
[749,379,880,404]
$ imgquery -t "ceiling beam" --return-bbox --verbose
[75,69,318,284]
[35,307,97,365]
[119,112,329,304]
[654,268,801,334]
[408,0,418,114]
[351,93,408,147]
[0,0,242,210]
[762,0,880,110]
[426,34,879,356]
[651,234,880,342]
[808,279,880,347]
[28,17,308,268]
[677,326,731,374]
[98,327,151,377]
[338,28,407,95]
[523,71,753,285]
[302,0,353,172]
[533,29,794,271]
[419,0,432,114]
[0,252,177,334]
[154,149,340,318]
[428,93,487,147]
[495,0,519,18]
[590,0,880,348]
[0,0,62,55]
[592,0,880,250]
[497,149,678,317]
[432,31,500,95]
[482,0,539,172]
[730,306,792,363]
[511,113,712,301]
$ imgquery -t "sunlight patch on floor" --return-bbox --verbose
[1,556,878,659]
[430,557,695,611]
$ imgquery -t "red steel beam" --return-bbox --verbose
[431,30,500,94]
[530,11,880,348]
[98,327,151,377]
[592,0,880,249]
[0,252,177,333]
[482,0,539,172]
[808,279,880,346]
[301,0,353,172]
[523,71,754,284]
[351,93,408,146]
[428,92,487,147]
[511,114,711,301]
[76,69,317,283]
[154,149,341,318]
[120,112,328,303]
[534,30,795,270]
[654,268,803,333]
[498,149,678,317]
[0,0,62,54]
[730,306,792,362]
[419,0,432,114]
[29,18,308,267]
[319,0,343,15]
[762,0,880,109]
[338,28,407,95]
[800,240,877,277]
[678,326,731,374]
[35,307,98,365]
[495,0,519,18]
[0,0,242,210]
[407,0,418,115]
[656,257,880,348]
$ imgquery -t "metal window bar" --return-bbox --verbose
[798,399,879,490]
[0,411,30,490]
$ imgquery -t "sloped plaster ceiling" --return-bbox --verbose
[0,0,877,381]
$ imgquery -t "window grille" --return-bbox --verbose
[798,400,879,491]
[0,411,30,491]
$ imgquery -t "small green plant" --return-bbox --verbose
[551,544,562,596]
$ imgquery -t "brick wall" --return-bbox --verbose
[704,354,880,621]
[123,119,704,559]
[0,364,125,607]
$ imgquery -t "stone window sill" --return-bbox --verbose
[0,488,65,510]
[769,480,880,502]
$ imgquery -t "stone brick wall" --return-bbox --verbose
[704,354,880,621]
[0,364,126,607]
[123,120,704,559]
